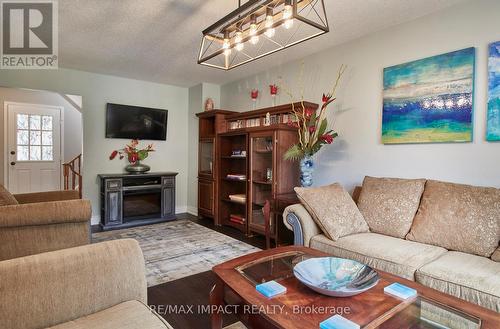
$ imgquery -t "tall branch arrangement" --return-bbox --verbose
[283,64,347,161]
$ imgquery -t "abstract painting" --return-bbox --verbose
[382,48,475,144]
[486,41,500,141]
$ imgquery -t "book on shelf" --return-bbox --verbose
[229,120,244,130]
[246,118,260,128]
[229,214,246,224]
[229,194,246,203]
[226,174,246,181]
[230,150,246,157]
[281,113,298,124]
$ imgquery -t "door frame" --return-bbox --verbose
[3,101,65,190]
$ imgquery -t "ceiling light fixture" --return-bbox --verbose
[198,0,329,70]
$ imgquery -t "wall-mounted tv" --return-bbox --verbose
[105,103,168,141]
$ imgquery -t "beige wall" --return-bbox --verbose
[221,0,500,190]
[0,69,189,225]
[187,83,220,215]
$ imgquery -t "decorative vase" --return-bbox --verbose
[300,156,314,187]
[125,161,151,174]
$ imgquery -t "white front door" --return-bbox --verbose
[6,102,62,194]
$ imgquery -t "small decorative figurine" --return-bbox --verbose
[264,112,271,126]
[204,98,214,111]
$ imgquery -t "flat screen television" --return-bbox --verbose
[105,103,168,140]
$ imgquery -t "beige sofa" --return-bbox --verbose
[284,178,500,312]
[0,239,173,329]
[0,184,91,261]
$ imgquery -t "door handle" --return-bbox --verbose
[10,151,15,155]
[10,162,16,166]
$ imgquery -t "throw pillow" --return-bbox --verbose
[491,247,500,262]
[294,183,369,241]
[0,185,18,206]
[406,180,500,258]
[357,176,426,238]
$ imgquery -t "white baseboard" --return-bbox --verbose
[187,206,198,216]
[91,215,100,226]
[91,205,191,226]
[176,206,188,214]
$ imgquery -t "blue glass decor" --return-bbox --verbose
[294,257,379,297]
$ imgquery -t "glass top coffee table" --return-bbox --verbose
[210,246,498,329]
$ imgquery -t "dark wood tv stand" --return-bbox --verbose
[98,172,177,231]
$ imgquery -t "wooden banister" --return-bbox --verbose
[63,154,82,199]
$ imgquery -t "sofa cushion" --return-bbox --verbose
[0,184,18,206]
[492,247,500,262]
[416,251,500,312]
[357,176,426,238]
[407,180,500,258]
[295,183,369,241]
[48,300,172,329]
[310,232,447,280]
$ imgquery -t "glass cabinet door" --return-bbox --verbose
[249,133,275,234]
[199,139,214,177]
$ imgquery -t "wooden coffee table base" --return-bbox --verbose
[210,246,500,329]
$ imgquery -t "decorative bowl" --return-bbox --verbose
[293,257,379,297]
[125,162,150,174]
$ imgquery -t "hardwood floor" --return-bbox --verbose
[147,214,266,328]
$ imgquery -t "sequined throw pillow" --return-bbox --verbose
[357,176,426,238]
[407,180,500,258]
[295,183,369,241]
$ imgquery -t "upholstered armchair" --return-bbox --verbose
[0,239,173,329]
[0,184,91,261]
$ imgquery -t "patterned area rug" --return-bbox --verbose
[92,220,260,287]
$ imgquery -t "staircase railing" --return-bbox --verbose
[63,154,82,198]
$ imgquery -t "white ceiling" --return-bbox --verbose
[60,0,468,87]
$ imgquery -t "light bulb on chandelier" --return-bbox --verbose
[222,31,231,56]
[264,8,275,38]
[235,31,244,51]
[283,0,293,29]
[249,16,259,45]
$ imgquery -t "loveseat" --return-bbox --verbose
[283,177,500,312]
[0,239,173,329]
[0,184,91,260]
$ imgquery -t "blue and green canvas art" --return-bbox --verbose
[382,48,475,144]
[486,41,500,141]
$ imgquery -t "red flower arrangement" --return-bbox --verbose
[109,139,155,164]
[284,65,346,161]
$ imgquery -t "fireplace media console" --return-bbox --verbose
[98,172,178,231]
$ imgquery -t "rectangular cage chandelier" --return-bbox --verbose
[198,0,329,70]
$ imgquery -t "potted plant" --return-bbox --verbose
[284,65,346,187]
[109,139,155,173]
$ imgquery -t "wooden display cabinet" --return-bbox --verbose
[196,110,236,223]
[218,133,248,233]
[248,130,300,239]
[197,102,318,241]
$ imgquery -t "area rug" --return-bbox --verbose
[92,220,260,287]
